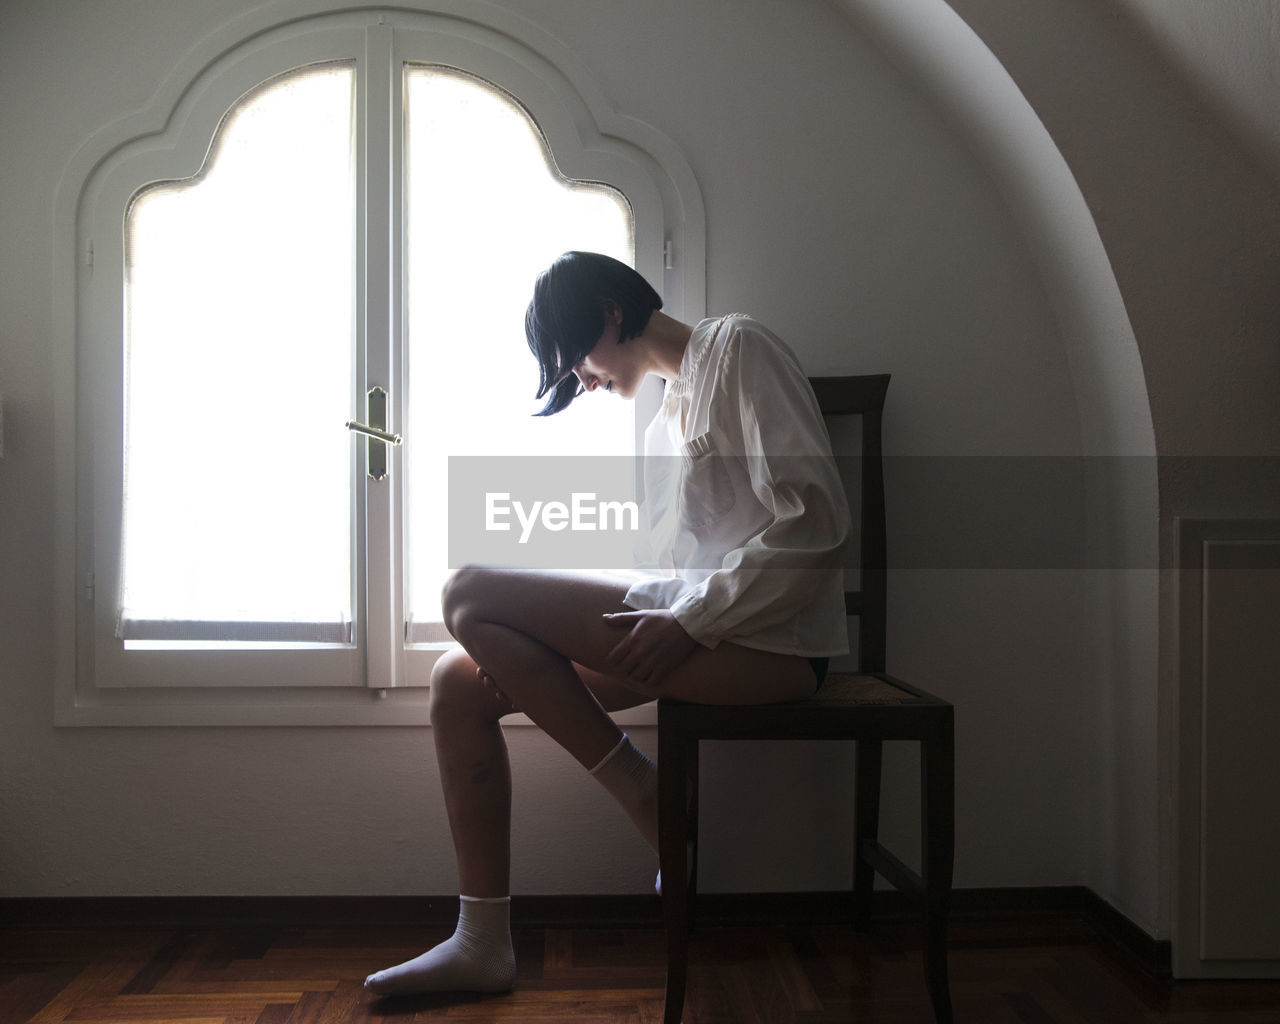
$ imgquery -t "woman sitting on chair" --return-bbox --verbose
[365,250,851,996]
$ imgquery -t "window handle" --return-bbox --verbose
[346,386,401,480]
[345,421,402,445]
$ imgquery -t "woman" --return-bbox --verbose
[365,251,850,995]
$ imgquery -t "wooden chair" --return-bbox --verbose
[657,374,955,1024]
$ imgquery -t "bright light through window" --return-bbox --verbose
[403,66,635,630]
[119,61,636,647]
[121,64,356,641]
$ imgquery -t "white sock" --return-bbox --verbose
[589,733,660,853]
[364,895,516,995]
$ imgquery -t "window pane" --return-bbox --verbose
[403,66,635,630]
[121,64,356,641]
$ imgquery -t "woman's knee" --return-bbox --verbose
[428,648,490,726]
[440,564,498,638]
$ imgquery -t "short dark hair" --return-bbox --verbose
[525,251,662,415]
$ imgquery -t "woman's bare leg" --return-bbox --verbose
[440,570,639,771]
[426,646,654,897]
[365,643,651,996]
[441,566,817,709]
[428,650,516,900]
[367,566,815,996]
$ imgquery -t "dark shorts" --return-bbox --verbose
[808,656,829,692]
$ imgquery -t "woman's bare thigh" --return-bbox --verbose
[443,566,816,706]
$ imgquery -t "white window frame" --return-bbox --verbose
[53,5,704,726]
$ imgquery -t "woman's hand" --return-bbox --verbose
[602,608,698,690]
[477,665,518,711]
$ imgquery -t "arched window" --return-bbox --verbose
[62,9,704,724]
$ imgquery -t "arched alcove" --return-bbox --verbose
[837,0,1161,932]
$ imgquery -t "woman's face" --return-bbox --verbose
[572,312,641,399]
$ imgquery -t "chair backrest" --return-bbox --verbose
[809,374,890,675]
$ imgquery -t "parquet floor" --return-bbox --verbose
[4,910,1280,1024]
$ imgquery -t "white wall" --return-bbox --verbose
[1121,0,1280,174]
[8,0,1272,942]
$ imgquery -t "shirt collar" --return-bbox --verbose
[665,317,719,402]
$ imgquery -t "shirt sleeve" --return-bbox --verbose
[667,326,852,648]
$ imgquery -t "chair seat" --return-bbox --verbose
[807,672,928,705]
[658,673,950,743]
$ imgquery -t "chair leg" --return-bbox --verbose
[922,727,955,1024]
[685,739,700,931]
[853,738,883,932]
[660,724,692,1024]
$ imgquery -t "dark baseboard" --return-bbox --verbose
[0,885,1170,978]
[1079,887,1172,979]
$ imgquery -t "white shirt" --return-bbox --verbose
[623,315,852,657]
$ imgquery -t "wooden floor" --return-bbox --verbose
[4,909,1280,1024]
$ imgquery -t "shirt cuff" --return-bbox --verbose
[670,592,722,650]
